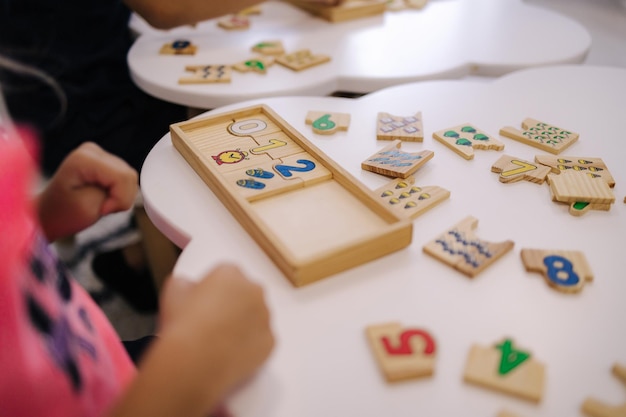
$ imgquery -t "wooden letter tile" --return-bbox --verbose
[362,140,434,178]
[305,111,350,135]
[582,363,626,417]
[521,248,593,293]
[500,118,579,154]
[463,338,545,403]
[377,111,423,142]
[366,322,436,382]
[433,123,503,160]
[374,176,450,219]
[491,154,551,184]
[423,216,514,277]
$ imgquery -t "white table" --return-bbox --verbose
[128,0,591,108]
[141,65,626,417]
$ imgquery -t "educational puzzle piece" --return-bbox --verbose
[547,170,615,216]
[305,111,351,135]
[535,155,616,188]
[285,0,386,22]
[500,118,579,154]
[433,123,503,160]
[362,140,434,178]
[232,56,275,74]
[463,338,545,403]
[178,65,231,84]
[376,111,423,142]
[521,248,594,293]
[374,176,449,219]
[251,40,285,56]
[276,49,331,71]
[422,216,514,277]
[582,363,626,417]
[491,154,551,184]
[159,39,197,55]
[217,14,250,30]
[365,322,436,382]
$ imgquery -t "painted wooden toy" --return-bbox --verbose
[362,140,434,179]
[463,338,545,403]
[159,39,197,55]
[422,216,514,277]
[373,176,449,220]
[178,65,231,84]
[376,111,423,142]
[433,123,504,160]
[284,0,386,22]
[500,118,579,154]
[582,363,626,417]
[365,322,436,382]
[547,170,615,216]
[276,49,331,71]
[491,154,551,184]
[305,111,351,135]
[535,155,616,188]
[171,104,413,287]
[232,56,275,74]
[520,248,594,293]
[217,14,250,30]
[252,40,285,56]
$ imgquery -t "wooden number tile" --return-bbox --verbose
[223,160,303,202]
[374,176,450,220]
[250,131,304,160]
[252,40,285,56]
[276,49,331,71]
[423,216,514,277]
[273,152,332,186]
[159,39,197,55]
[433,123,503,160]
[229,114,282,138]
[362,140,434,179]
[582,363,626,417]
[179,65,231,84]
[547,170,615,216]
[491,154,551,184]
[365,322,436,382]
[463,338,546,403]
[232,56,275,74]
[305,111,350,135]
[500,118,579,154]
[535,155,616,188]
[377,111,423,142]
[217,14,250,30]
[521,248,593,293]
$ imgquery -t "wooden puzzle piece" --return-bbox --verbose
[362,140,434,179]
[520,248,594,293]
[272,152,332,185]
[217,14,250,30]
[223,159,304,201]
[251,40,285,56]
[433,123,503,160]
[491,154,551,184]
[463,338,545,403]
[275,49,331,71]
[386,0,428,10]
[238,5,262,15]
[285,0,386,22]
[159,39,197,55]
[305,111,351,135]
[377,112,423,142]
[178,65,231,84]
[365,322,436,382]
[582,363,626,417]
[229,113,283,138]
[422,216,514,277]
[548,170,615,205]
[500,118,579,154]
[535,155,616,187]
[232,56,275,74]
[250,130,305,160]
[374,176,449,219]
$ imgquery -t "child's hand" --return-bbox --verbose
[37,142,138,241]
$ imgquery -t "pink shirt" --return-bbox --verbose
[0,135,136,417]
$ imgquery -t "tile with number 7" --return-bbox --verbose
[521,248,593,293]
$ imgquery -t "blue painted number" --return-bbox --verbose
[543,255,579,287]
[275,159,316,177]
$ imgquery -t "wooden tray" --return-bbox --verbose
[171,104,412,286]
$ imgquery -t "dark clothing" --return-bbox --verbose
[0,0,187,176]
